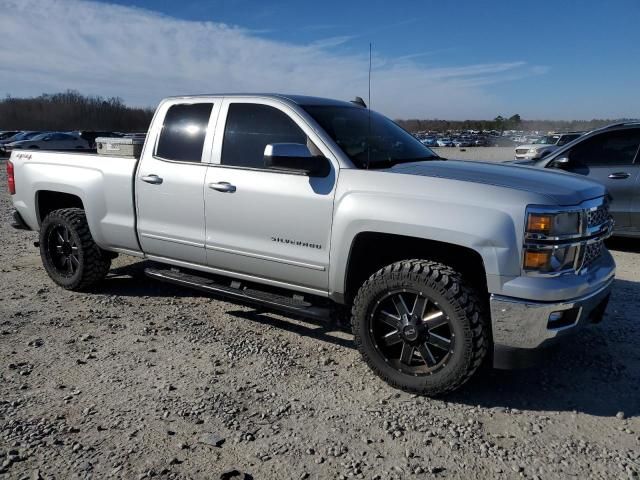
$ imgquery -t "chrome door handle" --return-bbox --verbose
[208,182,236,193]
[141,174,163,184]
[608,172,631,179]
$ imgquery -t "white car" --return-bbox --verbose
[6,132,89,152]
[436,138,454,147]
[514,132,583,160]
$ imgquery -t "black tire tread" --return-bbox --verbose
[351,259,488,396]
[40,208,111,291]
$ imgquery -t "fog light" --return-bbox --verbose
[547,308,580,329]
[548,312,563,322]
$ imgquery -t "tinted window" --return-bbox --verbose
[569,130,640,166]
[221,103,307,169]
[156,103,213,162]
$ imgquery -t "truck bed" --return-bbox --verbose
[10,150,142,254]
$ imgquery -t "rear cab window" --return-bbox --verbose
[156,103,213,162]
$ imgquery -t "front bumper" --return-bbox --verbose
[490,277,613,368]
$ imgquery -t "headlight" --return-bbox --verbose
[528,148,538,153]
[523,209,582,274]
[526,211,580,237]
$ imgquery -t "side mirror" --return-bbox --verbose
[550,156,570,169]
[264,143,330,177]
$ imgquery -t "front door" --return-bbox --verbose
[136,101,218,264]
[562,129,640,229]
[204,99,337,293]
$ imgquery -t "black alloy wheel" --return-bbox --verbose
[351,260,488,395]
[369,289,455,376]
[39,208,111,291]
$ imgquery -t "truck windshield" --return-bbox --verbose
[302,105,440,169]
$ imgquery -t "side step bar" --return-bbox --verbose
[144,267,332,321]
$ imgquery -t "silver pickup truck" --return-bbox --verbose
[8,94,615,395]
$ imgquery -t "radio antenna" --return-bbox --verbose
[368,42,372,109]
[367,42,372,170]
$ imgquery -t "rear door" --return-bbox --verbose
[560,129,640,228]
[203,98,337,293]
[136,100,220,264]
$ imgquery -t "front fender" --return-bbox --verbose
[329,191,523,297]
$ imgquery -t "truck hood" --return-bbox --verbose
[386,160,605,206]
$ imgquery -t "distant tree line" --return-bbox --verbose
[396,114,637,134]
[0,91,154,131]
[1,92,635,135]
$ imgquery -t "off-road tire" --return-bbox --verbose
[351,259,488,396]
[39,208,111,291]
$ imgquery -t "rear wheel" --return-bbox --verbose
[39,208,111,291]
[352,259,488,396]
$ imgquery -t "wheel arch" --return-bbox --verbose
[341,231,489,305]
[35,190,85,225]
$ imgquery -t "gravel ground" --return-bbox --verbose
[1,161,639,480]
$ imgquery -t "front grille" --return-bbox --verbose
[581,241,603,269]
[515,148,529,155]
[587,203,610,228]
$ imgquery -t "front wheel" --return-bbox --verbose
[39,208,111,291]
[351,260,488,396]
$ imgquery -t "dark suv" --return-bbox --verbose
[513,122,640,237]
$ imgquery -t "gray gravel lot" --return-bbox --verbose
[0,160,639,479]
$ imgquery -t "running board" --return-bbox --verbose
[144,267,332,321]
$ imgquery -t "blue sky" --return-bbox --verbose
[1,0,638,119]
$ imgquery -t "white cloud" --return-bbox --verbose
[0,0,547,118]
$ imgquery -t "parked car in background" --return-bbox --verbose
[511,122,640,237]
[514,132,583,160]
[436,137,454,147]
[420,136,437,147]
[6,132,89,152]
[0,131,43,156]
[453,138,472,148]
[0,131,20,141]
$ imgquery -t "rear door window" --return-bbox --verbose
[156,103,213,162]
[569,130,640,166]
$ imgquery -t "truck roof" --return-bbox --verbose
[162,93,357,108]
